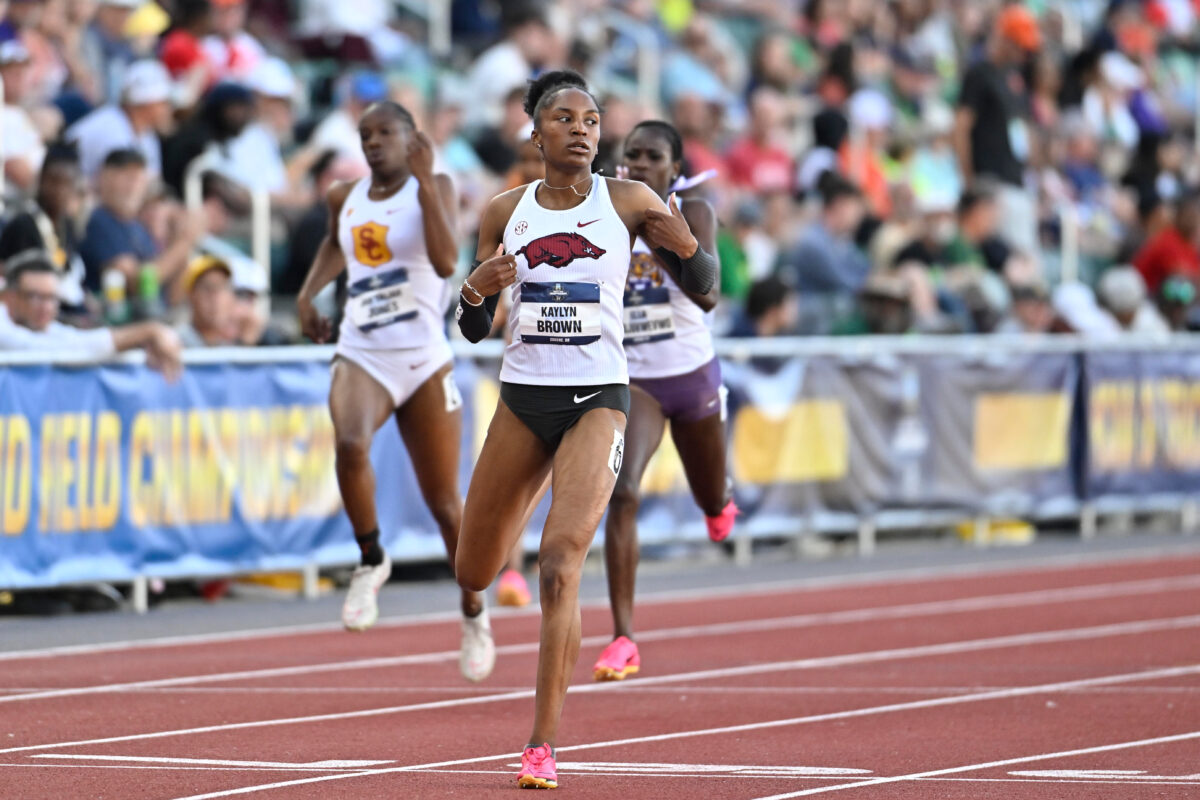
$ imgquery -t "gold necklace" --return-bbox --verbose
[542,174,593,197]
[370,175,407,197]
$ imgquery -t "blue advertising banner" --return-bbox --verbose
[0,360,346,587]
[3,342,1197,589]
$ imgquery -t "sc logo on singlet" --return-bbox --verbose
[352,222,393,267]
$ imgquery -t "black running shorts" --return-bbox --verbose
[500,382,630,451]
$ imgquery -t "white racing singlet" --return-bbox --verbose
[500,177,632,386]
[623,236,716,379]
[337,177,451,351]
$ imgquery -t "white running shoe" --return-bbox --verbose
[460,608,496,682]
[341,555,391,632]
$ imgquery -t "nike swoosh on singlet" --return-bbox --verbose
[573,391,602,404]
[577,219,601,227]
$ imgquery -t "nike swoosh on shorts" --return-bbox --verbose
[573,391,602,404]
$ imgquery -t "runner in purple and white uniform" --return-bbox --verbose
[592,120,737,683]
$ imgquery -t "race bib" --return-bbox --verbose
[519,281,602,345]
[348,269,417,332]
[623,286,676,344]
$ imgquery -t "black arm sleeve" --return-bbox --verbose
[653,245,717,295]
[456,291,500,343]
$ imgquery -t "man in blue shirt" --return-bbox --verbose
[78,149,204,307]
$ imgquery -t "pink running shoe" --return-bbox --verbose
[706,499,739,543]
[496,568,531,607]
[592,635,640,681]
[517,743,557,789]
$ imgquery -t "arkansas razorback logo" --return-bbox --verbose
[515,232,606,269]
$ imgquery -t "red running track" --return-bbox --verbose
[2,553,1199,799]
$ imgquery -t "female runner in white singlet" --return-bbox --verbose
[454,70,718,789]
[592,120,736,683]
[296,102,495,682]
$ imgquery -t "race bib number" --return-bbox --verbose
[519,281,602,345]
[623,286,676,344]
[348,269,417,332]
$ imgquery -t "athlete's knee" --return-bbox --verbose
[334,431,373,469]
[608,478,640,517]
[455,549,491,593]
[538,546,584,606]
[427,494,462,534]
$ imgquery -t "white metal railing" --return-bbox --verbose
[182,150,272,287]
[4,332,1200,368]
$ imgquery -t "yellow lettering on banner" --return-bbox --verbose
[297,407,339,517]
[1137,381,1157,469]
[974,393,1070,471]
[164,411,185,526]
[1089,381,1135,471]
[242,408,268,521]
[283,405,307,518]
[38,415,56,532]
[76,413,93,530]
[731,400,848,483]
[2,416,31,534]
[1159,380,1200,468]
[56,413,78,532]
[188,411,222,524]
[129,411,153,527]
[93,412,120,530]
[216,409,239,523]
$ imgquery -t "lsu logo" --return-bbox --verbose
[352,222,392,267]
[516,232,606,269]
[626,251,665,293]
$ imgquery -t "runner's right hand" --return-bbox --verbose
[297,295,332,343]
[465,243,518,298]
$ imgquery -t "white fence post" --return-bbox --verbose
[131,576,149,614]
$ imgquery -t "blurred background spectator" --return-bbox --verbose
[0,0,1196,349]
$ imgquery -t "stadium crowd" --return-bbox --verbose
[1,0,1199,355]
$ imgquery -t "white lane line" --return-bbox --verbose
[402,767,1200,787]
[747,731,1200,799]
[8,683,1199,697]
[5,573,1198,705]
[1,614,1193,759]
[0,763,378,773]
[5,545,1197,662]
[29,755,392,769]
[165,663,1200,800]
[921,777,1200,785]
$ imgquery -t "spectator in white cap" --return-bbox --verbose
[228,253,288,345]
[79,0,139,104]
[0,38,47,192]
[208,58,314,212]
[65,58,173,182]
[1098,265,1170,336]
